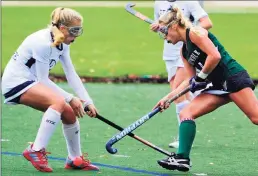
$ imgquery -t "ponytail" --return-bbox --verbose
[51,26,64,46]
[48,7,83,46]
[50,7,65,46]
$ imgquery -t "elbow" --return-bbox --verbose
[203,20,213,30]
[200,18,213,30]
[207,22,213,30]
[207,20,213,30]
[212,52,221,62]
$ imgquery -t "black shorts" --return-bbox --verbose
[202,71,255,96]
[226,70,255,92]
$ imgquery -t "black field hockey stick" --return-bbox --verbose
[84,107,173,157]
[105,86,191,154]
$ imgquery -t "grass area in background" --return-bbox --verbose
[2,83,258,176]
[2,7,258,78]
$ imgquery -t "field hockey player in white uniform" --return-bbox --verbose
[2,7,100,172]
[152,0,213,148]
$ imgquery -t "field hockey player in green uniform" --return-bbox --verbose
[152,5,257,172]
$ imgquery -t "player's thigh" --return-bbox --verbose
[180,93,230,119]
[226,71,257,123]
[20,83,77,124]
[20,83,66,112]
[171,67,189,103]
[229,87,258,124]
[166,59,187,103]
[172,67,186,89]
[165,58,185,89]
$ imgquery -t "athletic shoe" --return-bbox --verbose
[23,144,53,172]
[65,153,99,171]
[157,153,191,172]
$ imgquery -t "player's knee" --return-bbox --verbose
[61,105,76,124]
[179,109,193,120]
[51,97,66,113]
[249,116,258,125]
[247,110,258,125]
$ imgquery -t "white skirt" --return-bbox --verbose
[2,80,38,105]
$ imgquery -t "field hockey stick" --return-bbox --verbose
[125,2,167,34]
[84,107,172,157]
[125,2,154,24]
[126,3,198,40]
[105,86,191,154]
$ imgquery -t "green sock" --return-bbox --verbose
[177,120,196,159]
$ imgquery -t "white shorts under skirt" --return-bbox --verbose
[202,89,229,96]
[164,56,184,82]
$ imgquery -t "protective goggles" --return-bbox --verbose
[158,25,169,39]
[63,25,83,37]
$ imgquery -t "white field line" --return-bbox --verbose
[1,139,10,142]
[2,1,258,13]
[3,1,258,7]
[112,154,131,158]
[1,1,154,7]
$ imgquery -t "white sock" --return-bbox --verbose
[32,108,61,151]
[62,120,82,160]
[175,100,190,126]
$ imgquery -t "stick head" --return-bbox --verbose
[125,2,137,15]
[125,2,136,9]
[125,2,154,24]
[106,139,118,154]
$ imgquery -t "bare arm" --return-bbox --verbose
[189,29,221,78]
[189,1,213,30]
[152,51,195,110]
[166,50,196,99]
[198,16,213,30]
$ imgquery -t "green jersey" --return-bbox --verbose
[182,28,245,88]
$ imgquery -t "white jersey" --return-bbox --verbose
[2,28,93,105]
[154,1,208,60]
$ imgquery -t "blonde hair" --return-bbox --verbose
[50,7,83,46]
[159,5,202,35]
